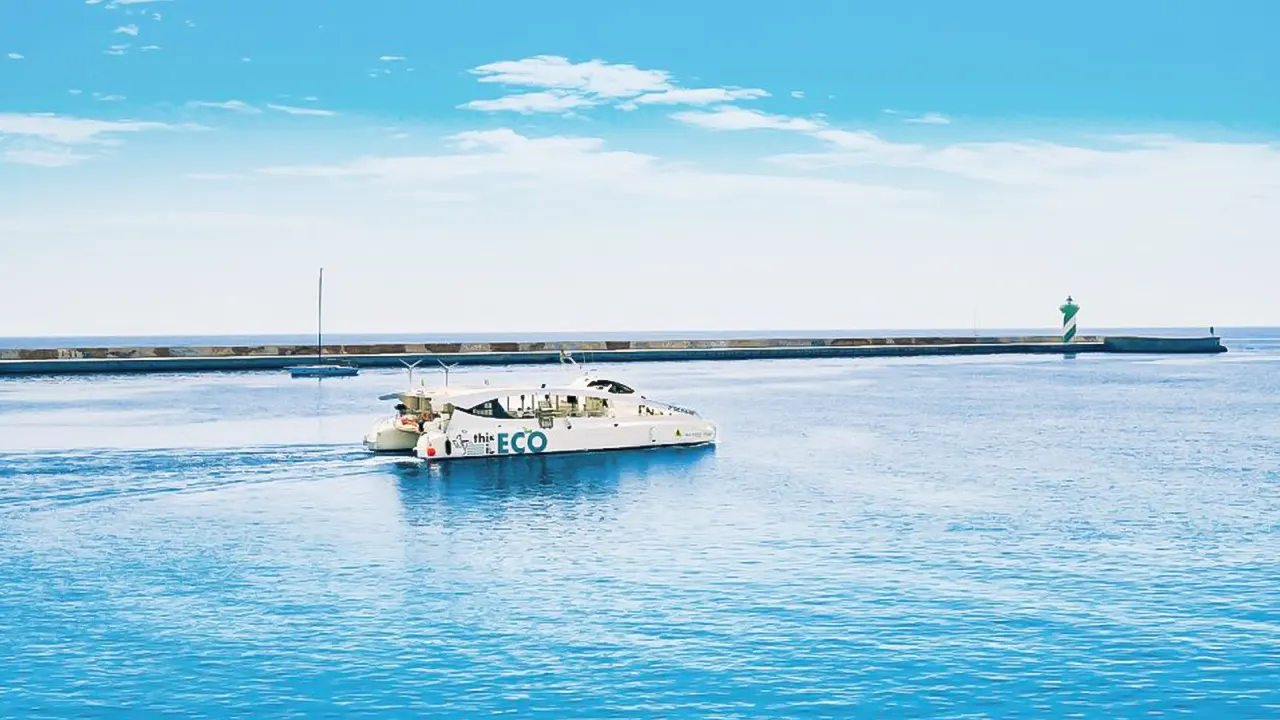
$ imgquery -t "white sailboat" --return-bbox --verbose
[286,267,359,378]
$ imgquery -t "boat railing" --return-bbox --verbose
[642,399,700,417]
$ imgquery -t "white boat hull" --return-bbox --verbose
[362,371,716,461]
[413,414,716,460]
[363,417,421,452]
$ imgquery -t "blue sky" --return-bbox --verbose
[1,0,1278,336]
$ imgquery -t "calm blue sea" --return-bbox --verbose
[2,332,1279,718]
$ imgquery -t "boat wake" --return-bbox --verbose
[0,444,386,511]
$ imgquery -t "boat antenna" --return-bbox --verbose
[437,359,458,387]
[400,358,422,387]
[317,267,323,364]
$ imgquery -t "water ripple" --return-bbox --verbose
[1,353,1279,717]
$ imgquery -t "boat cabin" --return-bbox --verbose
[377,375,689,433]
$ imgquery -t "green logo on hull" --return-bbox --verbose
[497,431,548,455]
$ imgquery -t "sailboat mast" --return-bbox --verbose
[317,267,323,363]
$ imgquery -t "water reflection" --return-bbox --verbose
[390,445,716,523]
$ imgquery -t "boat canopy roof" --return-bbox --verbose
[378,386,464,402]
[378,373,636,403]
[379,382,698,416]
[432,385,640,408]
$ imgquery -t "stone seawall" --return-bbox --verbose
[1100,336,1228,353]
[0,335,1090,361]
[0,335,1224,375]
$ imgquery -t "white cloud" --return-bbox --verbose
[114,24,139,36]
[671,106,823,132]
[461,91,595,114]
[6,52,23,60]
[266,103,337,117]
[110,0,172,4]
[96,94,127,102]
[762,127,1280,191]
[5,121,1278,336]
[812,129,920,153]
[904,140,1135,184]
[665,100,1275,196]
[470,55,671,98]
[0,113,176,144]
[906,112,951,125]
[5,40,1280,337]
[791,91,805,99]
[0,112,190,169]
[625,87,768,108]
[463,55,775,115]
[258,128,657,183]
[671,103,1099,185]
[189,100,261,114]
[380,55,406,61]
[253,127,911,209]
[68,89,83,95]
[761,129,928,173]
[448,129,600,153]
[140,45,161,52]
[104,44,130,56]
[669,105,922,169]
[2,148,92,167]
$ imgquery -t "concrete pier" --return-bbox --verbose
[0,334,1226,376]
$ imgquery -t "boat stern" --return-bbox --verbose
[413,430,450,460]
[363,417,420,453]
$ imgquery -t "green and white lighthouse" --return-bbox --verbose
[1059,296,1080,343]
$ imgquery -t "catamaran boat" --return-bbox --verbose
[362,372,717,459]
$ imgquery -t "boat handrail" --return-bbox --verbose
[639,397,700,416]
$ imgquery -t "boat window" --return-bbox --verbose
[464,398,512,419]
[497,395,534,419]
[540,394,594,418]
[587,379,635,394]
[584,396,609,417]
[565,395,583,417]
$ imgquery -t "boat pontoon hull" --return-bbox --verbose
[363,417,422,452]
[412,416,717,461]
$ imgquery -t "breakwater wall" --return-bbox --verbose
[0,335,1225,376]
